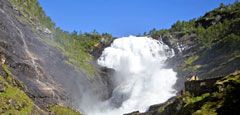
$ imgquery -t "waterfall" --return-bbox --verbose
[83,36,177,115]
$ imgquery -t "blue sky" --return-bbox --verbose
[39,0,235,37]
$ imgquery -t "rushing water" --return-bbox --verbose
[84,36,177,115]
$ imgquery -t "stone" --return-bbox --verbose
[0,54,6,64]
[0,83,5,92]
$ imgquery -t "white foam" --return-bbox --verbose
[88,36,177,115]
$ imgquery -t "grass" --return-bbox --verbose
[216,71,240,84]
[9,0,55,30]
[184,56,199,66]
[49,105,81,115]
[193,102,220,115]
[0,64,35,114]
[183,93,210,105]
[45,33,97,77]
[181,55,201,73]
[0,80,34,114]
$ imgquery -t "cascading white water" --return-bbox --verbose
[87,36,177,115]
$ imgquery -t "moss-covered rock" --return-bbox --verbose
[0,78,34,114]
[181,71,240,115]
[0,64,83,115]
[49,105,81,115]
[0,64,40,114]
[128,71,240,115]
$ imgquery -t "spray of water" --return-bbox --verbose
[81,36,177,115]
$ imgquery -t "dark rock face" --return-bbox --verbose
[98,67,115,100]
[0,0,110,110]
[185,77,222,96]
[124,111,142,115]
[125,97,185,115]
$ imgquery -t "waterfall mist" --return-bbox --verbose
[80,36,177,115]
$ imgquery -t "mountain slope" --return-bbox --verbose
[0,0,112,114]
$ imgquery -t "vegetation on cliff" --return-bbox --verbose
[49,105,81,115]
[149,2,240,80]
[149,2,240,50]
[9,0,113,76]
[0,64,38,114]
[10,0,55,30]
[0,64,82,114]
[159,71,240,115]
[53,29,112,76]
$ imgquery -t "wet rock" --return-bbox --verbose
[0,0,77,110]
[91,66,115,100]
[124,111,141,115]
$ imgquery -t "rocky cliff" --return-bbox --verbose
[0,0,113,114]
